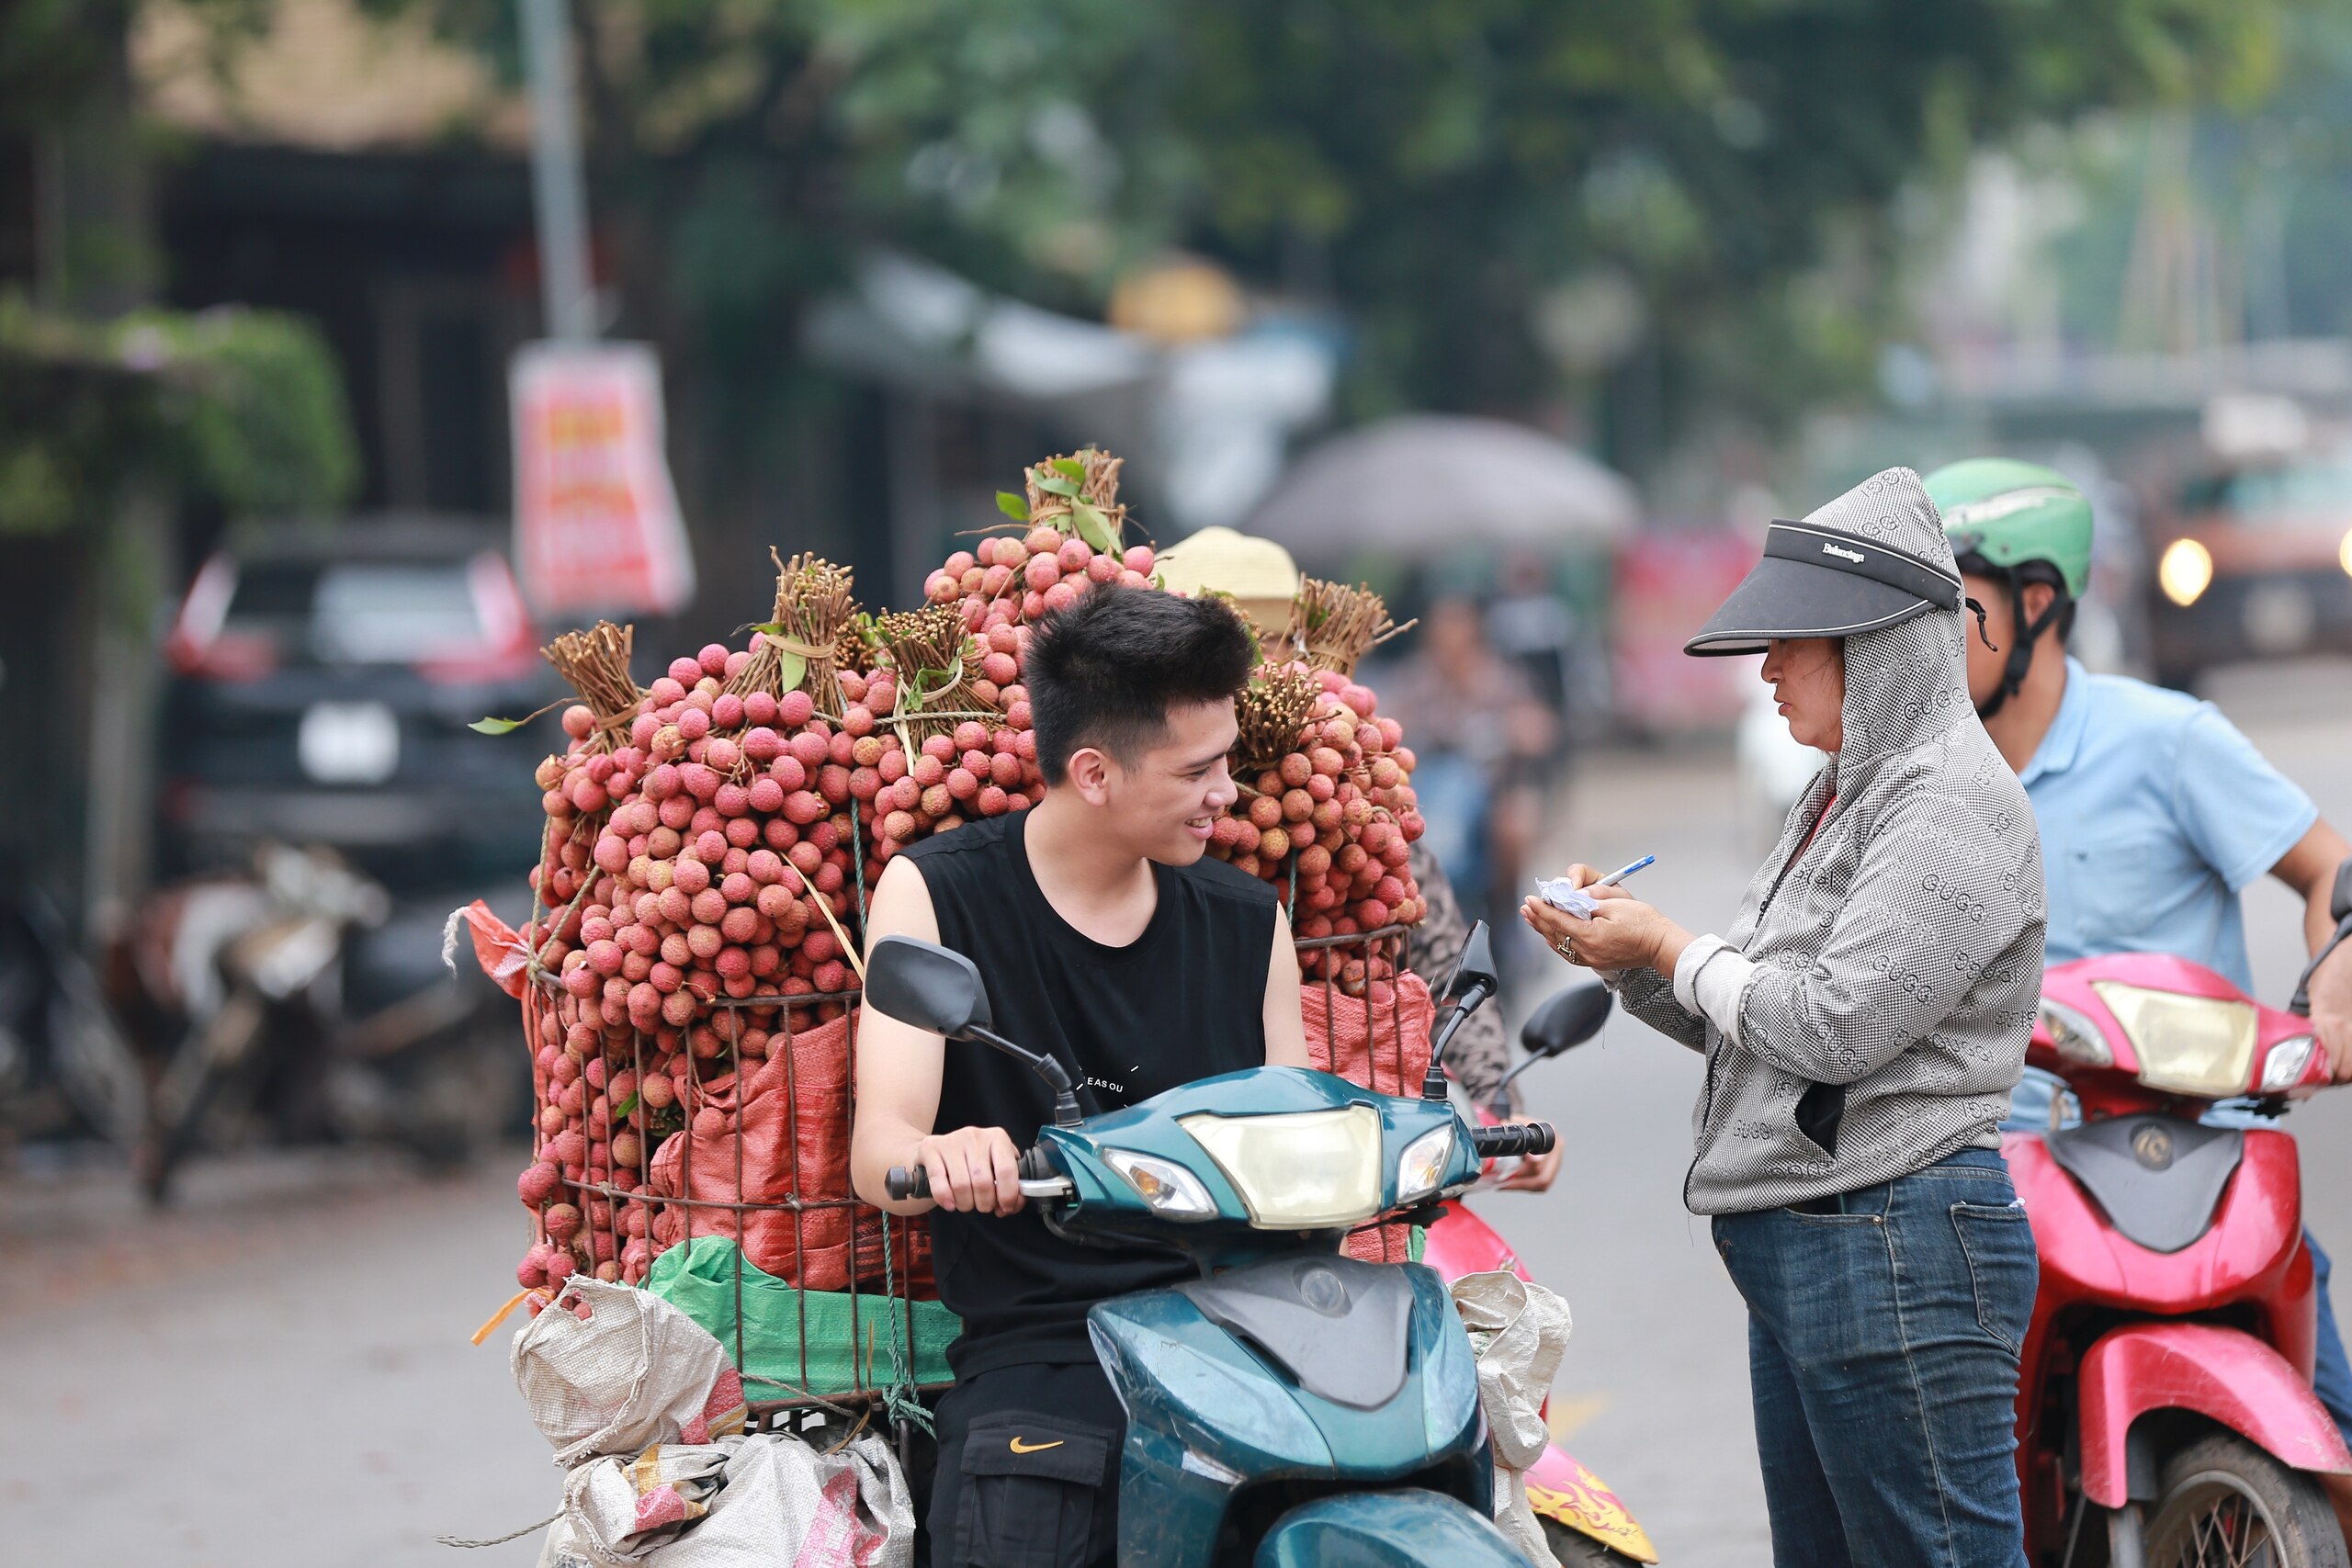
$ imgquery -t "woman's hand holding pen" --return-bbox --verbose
[1521,863,1697,976]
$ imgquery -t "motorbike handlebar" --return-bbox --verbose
[886,1145,1061,1202]
[1472,1121,1557,1159]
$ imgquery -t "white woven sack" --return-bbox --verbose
[538,1439,739,1568]
[650,1432,913,1568]
[1452,1270,1574,1564]
[514,1277,746,1468]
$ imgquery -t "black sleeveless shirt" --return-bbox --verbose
[899,811,1275,1377]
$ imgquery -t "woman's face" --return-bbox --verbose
[1760,637,1845,752]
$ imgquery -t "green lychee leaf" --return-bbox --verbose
[469,716,528,735]
[995,491,1029,522]
[776,651,807,692]
[613,1089,640,1119]
[1050,456,1087,480]
[1069,501,1119,554]
[1032,473,1080,499]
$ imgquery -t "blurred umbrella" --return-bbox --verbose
[1245,415,1638,561]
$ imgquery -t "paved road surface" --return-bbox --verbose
[4,658,2348,1565]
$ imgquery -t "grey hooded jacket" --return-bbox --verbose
[1610,468,2046,1215]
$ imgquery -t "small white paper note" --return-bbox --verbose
[1534,877,1598,919]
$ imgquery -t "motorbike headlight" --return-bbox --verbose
[2158,538,2213,606]
[1396,1125,1456,1205]
[2261,1034,2321,1095]
[2091,980,2258,1098]
[1177,1105,1385,1230]
[2038,998,2113,1068]
[1102,1148,1218,1220]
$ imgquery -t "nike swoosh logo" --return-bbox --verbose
[1009,1437,1065,1454]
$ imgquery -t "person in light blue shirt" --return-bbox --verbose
[1928,457,2352,1533]
[2019,657,2315,992]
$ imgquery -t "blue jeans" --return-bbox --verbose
[2007,1069,2352,1445]
[1713,1149,2035,1568]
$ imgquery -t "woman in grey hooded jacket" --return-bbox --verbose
[1524,468,2045,1568]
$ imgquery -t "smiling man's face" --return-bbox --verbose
[1099,697,1240,865]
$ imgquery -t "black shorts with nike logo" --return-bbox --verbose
[924,1360,1124,1567]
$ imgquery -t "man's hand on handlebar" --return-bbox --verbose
[912,1125,1025,1215]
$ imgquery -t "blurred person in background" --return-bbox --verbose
[1378,598,1555,937]
[1524,468,2043,1566]
[1928,457,2352,1532]
[1487,551,1578,730]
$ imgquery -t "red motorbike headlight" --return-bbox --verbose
[2090,980,2258,1098]
[2038,997,2112,1068]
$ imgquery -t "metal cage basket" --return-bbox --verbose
[523,920,1431,1432]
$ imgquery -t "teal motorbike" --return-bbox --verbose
[871,922,1568,1567]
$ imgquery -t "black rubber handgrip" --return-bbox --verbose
[885,1165,930,1201]
[1473,1121,1557,1159]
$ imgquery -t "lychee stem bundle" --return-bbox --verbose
[542,622,641,750]
[1023,448,1126,544]
[874,605,996,743]
[1232,668,1318,776]
[730,549,858,720]
[1290,579,1412,677]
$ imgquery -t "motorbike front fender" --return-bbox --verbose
[1253,1488,1526,1568]
[1524,1441,1660,1563]
[2079,1320,2352,1506]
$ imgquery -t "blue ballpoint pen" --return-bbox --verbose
[1593,854,1655,889]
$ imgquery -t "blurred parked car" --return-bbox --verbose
[163,517,552,882]
[2141,451,2352,688]
[151,517,552,1173]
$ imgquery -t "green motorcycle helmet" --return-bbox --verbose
[1923,457,2094,718]
[1924,457,2093,599]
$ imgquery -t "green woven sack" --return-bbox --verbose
[647,1235,961,1403]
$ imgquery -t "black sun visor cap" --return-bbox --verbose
[1684,520,1963,657]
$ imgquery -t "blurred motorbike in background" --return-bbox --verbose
[0,866,147,1163]
[129,517,551,1199]
[132,843,525,1201]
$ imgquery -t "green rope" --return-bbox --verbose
[873,1212,933,1436]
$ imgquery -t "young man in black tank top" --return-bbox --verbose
[852,585,1309,1567]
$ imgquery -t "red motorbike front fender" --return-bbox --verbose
[2078,1321,2352,1506]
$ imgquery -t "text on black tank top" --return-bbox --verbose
[898,811,1275,1378]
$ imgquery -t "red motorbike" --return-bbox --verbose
[1424,981,1661,1567]
[2009,952,2351,1565]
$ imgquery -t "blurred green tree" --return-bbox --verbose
[357,0,2299,476]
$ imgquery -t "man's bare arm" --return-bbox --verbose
[2275,819,2352,1080]
[850,859,1023,1215]
[2275,820,2352,957]
[1262,904,1309,1067]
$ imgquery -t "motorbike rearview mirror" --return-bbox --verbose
[1442,923,1499,1007]
[1484,982,1612,1112]
[1424,921,1500,1100]
[1521,983,1612,1060]
[866,935,992,1039]
[865,936,1080,1126]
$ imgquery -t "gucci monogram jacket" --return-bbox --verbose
[1611,468,2047,1214]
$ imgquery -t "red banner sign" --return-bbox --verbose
[511,342,696,615]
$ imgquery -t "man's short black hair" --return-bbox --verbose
[1023,584,1258,784]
